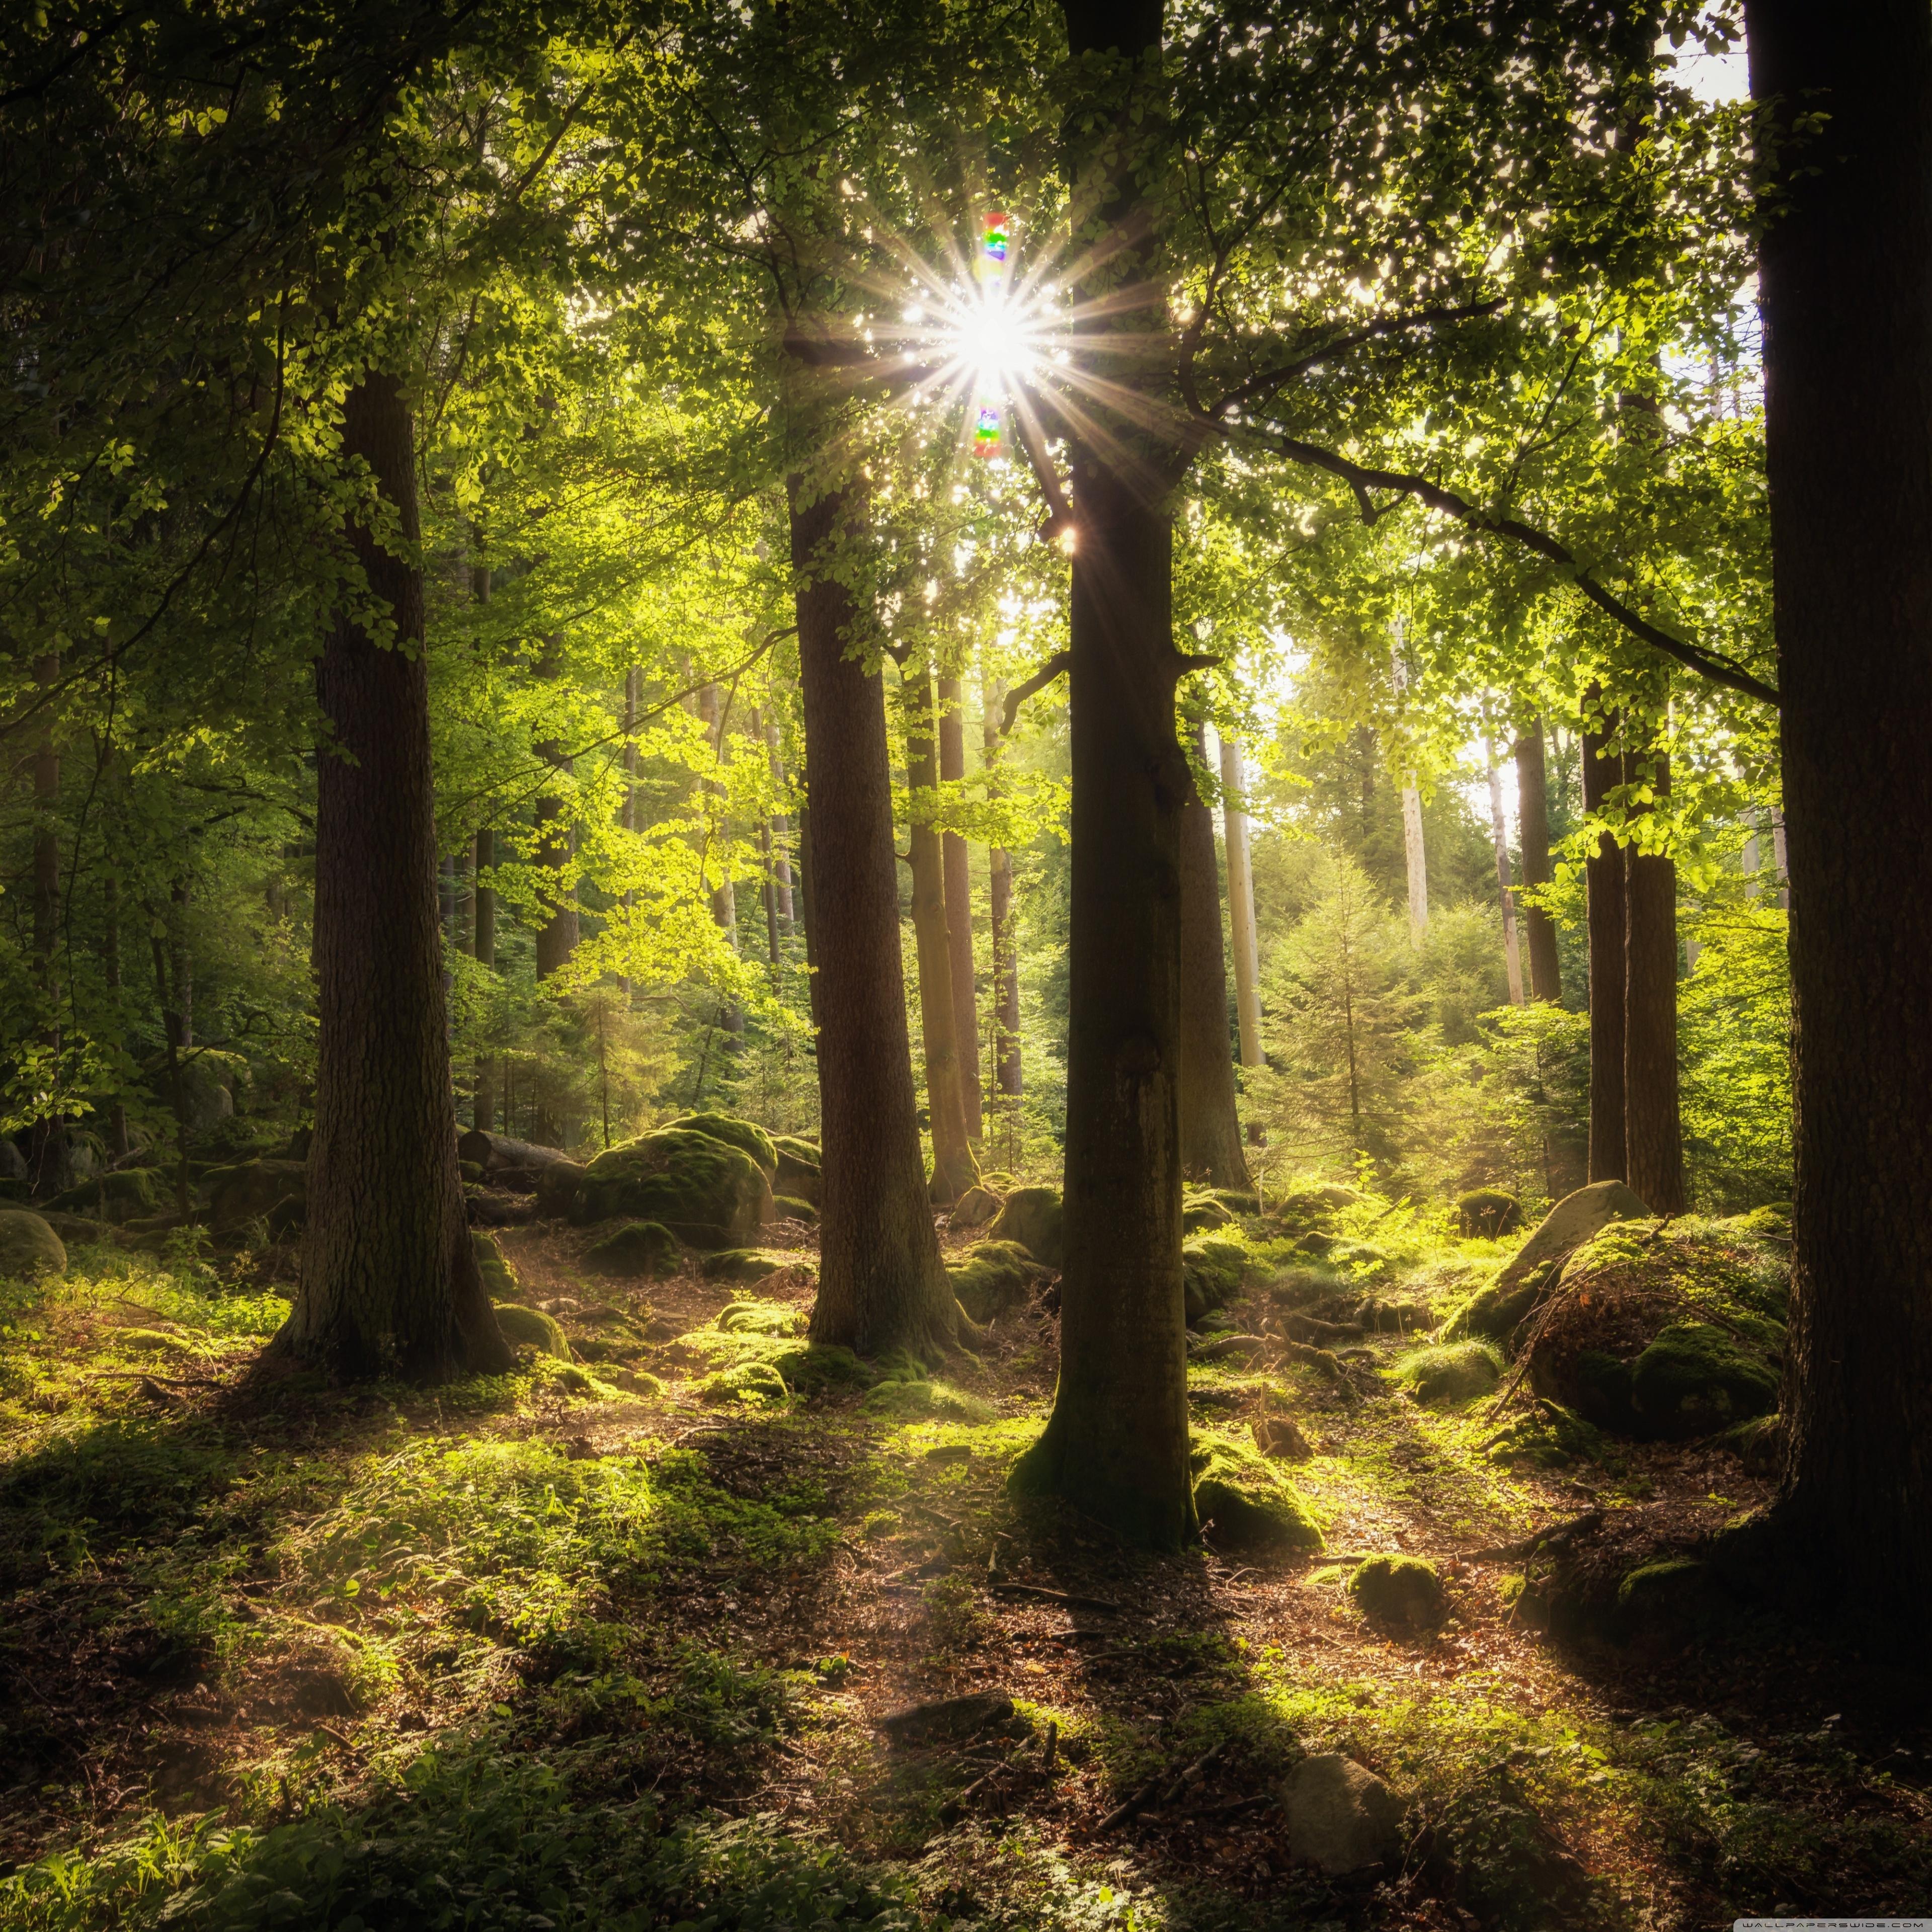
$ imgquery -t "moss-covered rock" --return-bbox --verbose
[863,1375,993,1420]
[1718,1411,1784,1476]
[583,1220,679,1277]
[569,1128,773,1247]
[494,1302,571,1359]
[700,1247,793,1286]
[0,1209,65,1278]
[205,1158,308,1234]
[1348,1554,1446,1632]
[471,1230,519,1301]
[1629,1322,1780,1436]
[1394,1339,1502,1406]
[771,1194,819,1226]
[1485,1400,1608,1469]
[1451,1180,1651,1344]
[1183,1236,1246,1325]
[947,1240,1036,1323]
[1456,1187,1523,1239]
[715,1299,806,1337]
[668,1112,777,1176]
[48,1167,160,1222]
[1275,1182,1362,1221]
[1183,1193,1236,1233]
[987,1185,1064,1267]
[948,1183,1004,1230]
[771,1135,822,1204]
[1190,1434,1324,1553]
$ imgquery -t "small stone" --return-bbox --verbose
[1282,1752,1406,1874]
[1253,1414,1313,1461]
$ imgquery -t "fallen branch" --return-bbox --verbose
[1472,1508,1604,1563]
[1096,1775,1161,1833]
[990,1582,1121,1614]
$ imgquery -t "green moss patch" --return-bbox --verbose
[583,1219,680,1277]
[1189,1432,1324,1553]
[1395,1339,1503,1406]
[494,1303,572,1360]
[1348,1554,1446,1632]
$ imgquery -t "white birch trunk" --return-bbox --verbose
[1390,629,1428,940]
[1485,739,1524,1004]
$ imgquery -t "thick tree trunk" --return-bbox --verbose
[1514,721,1563,1001]
[1484,743,1524,1005]
[1218,733,1265,1070]
[697,679,742,1034]
[764,709,795,930]
[101,867,130,1159]
[472,826,496,1132]
[1179,724,1251,1188]
[937,673,983,1139]
[796,797,819,1028]
[532,636,578,981]
[1623,744,1686,1213]
[1746,0,1932,1627]
[905,666,979,1203]
[28,649,68,1197]
[982,675,1021,1101]
[283,370,510,1381]
[1582,708,1627,1183]
[789,476,957,1358]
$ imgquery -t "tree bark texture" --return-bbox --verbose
[1622,745,1685,1214]
[1484,743,1524,1005]
[937,673,983,1139]
[697,679,742,1034]
[28,649,68,1196]
[286,370,510,1381]
[1582,710,1627,1184]
[788,476,957,1359]
[904,667,979,1203]
[532,638,579,982]
[1513,722,1562,1002]
[982,677,1021,1100]
[764,710,795,929]
[472,826,496,1133]
[1748,0,1932,1626]
[1218,733,1265,1070]
[1179,724,1251,1188]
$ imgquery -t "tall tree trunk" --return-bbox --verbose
[102,867,129,1158]
[533,638,579,982]
[982,673,1021,1102]
[789,475,957,1358]
[282,369,509,1381]
[904,666,979,1204]
[765,708,795,930]
[1623,741,1686,1213]
[796,795,820,1028]
[937,673,983,1139]
[1484,741,1524,1005]
[28,649,68,1197]
[472,826,496,1132]
[170,879,193,1049]
[1514,721,1563,1001]
[1582,704,1627,1183]
[1389,635,1429,941]
[1218,733,1265,1071]
[1179,723,1251,1188]
[1746,0,1932,1627]
[750,705,782,969]
[697,679,743,1034]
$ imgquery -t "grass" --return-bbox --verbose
[0,1196,1924,1930]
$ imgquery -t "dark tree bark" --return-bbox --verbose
[1581,706,1627,1184]
[789,475,958,1359]
[904,666,979,1203]
[1623,744,1686,1213]
[101,866,129,1159]
[532,637,579,981]
[937,672,983,1139]
[982,684,1021,1101]
[28,649,69,1197]
[796,796,820,1028]
[1178,722,1251,1189]
[1513,721,1563,1002]
[281,370,510,1381]
[697,679,743,1035]
[1746,0,1932,1627]
[472,826,496,1132]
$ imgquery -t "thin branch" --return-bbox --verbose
[1000,651,1071,736]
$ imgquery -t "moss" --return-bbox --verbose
[48,1168,160,1220]
[1457,1188,1523,1239]
[947,1241,1035,1323]
[583,1220,679,1277]
[1717,1410,1784,1475]
[667,1112,778,1176]
[700,1247,793,1286]
[1485,1401,1608,1469]
[1348,1554,1446,1632]
[986,1185,1064,1267]
[715,1299,805,1337]
[1183,1236,1246,1326]
[0,1209,66,1279]
[493,1302,571,1360]
[572,1128,771,1247]
[1189,1433,1324,1553]
[1630,1321,1779,1436]
[771,1194,818,1225]
[203,1158,308,1231]
[863,1376,993,1420]
[1182,1193,1236,1233]
[1394,1339,1502,1406]
[471,1230,520,1301]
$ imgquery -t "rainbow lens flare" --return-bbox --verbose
[974,400,1001,456]
[978,210,1009,284]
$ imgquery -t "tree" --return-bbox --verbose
[1582,705,1628,1184]
[1745,0,1932,1628]
[1513,721,1562,1001]
[937,673,984,1140]
[1178,722,1251,1187]
[1622,736,1686,1213]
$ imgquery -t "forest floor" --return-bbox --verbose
[2,1211,1929,1931]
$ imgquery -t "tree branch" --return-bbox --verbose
[1000,651,1071,735]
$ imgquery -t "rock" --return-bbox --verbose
[771,1194,818,1226]
[667,1112,778,1176]
[465,1188,531,1228]
[583,1221,680,1278]
[471,1230,520,1300]
[205,1159,308,1234]
[1190,1435,1324,1552]
[1719,1411,1784,1476]
[0,1210,66,1278]
[947,1240,1037,1322]
[700,1247,791,1285]
[1394,1340,1502,1406]
[1452,1179,1651,1343]
[1253,1413,1314,1460]
[1615,1557,1723,1641]
[0,1138,26,1181]
[1348,1555,1446,1632]
[38,1210,109,1246]
[1629,1323,1779,1437]
[569,1127,772,1247]
[177,1057,234,1132]
[1456,1187,1523,1239]
[1183,1194,1236,1233]
[48,1168,160,1222]
[948,1183,1004,1230]
[534,1159,589,1218]
[493,1302,571,1360]
[1276,1183,1362,1221]
[1183,1236,1245,1325]
[1283,1753,1406,1874]
[987,1184,1063,1267]
[877,1691,1014,1746]
[716,1301,806,1336]
[771,1135,822,1205]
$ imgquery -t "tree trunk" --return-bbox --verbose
[982,673,1021,1101]
[282,369,510,1381]
[788,475,957,1358]
[533,636,578,980]
[1746,0,1932,1628]
[1514,721,1563,1001]
[1179,723,1251,1188]
[28,650,69,1197]
[1582,706,1627,1183]
[1623,743,1686,1213]
[101,867,130,1159]
[796,796,819,1028]
[1389,636,1430,942]
[697,679,743,1033]
[1484,741,1524,1005]
[765,708,795,929]
[937,673,983,1140]
[1218,733,1265,1070]
[904,665,979,1204]
[472,826,496,1133]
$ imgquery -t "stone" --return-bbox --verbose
[205,1159,308,1234]
[986,1185,1063,1267]
[37,1210,108,1246]
[947,1240,1037,1323]
[1183,1236,1245,1325]
[667,1112,778,1176]
[771,1135,822,1205]
[1190,1436,1324,1553]
[1628,1322,1779,1437]
[568,1128,773,1247]
[1283,1753,1406,1874]
[1395,1340,1502,1405]
[0,1209,66,1279]
[48,1167,160,1222]
[534,1159,589,1219]
[583,1220,680,1277]
[1253,1413,1314,1460]
[771,1194,818,1226]
[1348,1555,1446,1632]
[948,1183,1004,1230]
[471,1230,519,1300]
[1456,1187,1523,1239]
[493,1302,571,1360]
[1452,1179,1651,1343]
[700,1247,791,1285]
[1183,1194,1236,1233]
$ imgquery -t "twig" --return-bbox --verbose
[1096,1776,1161,1833]
[1472,1508,1604,1563]
[989,1582,1121,1613]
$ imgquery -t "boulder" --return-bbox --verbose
[1282,1754,1406,1875]
[493,1302,571,1360]
[569,1128,772,1247]
[1348,1555,1446,1632]
[1394,1340,1502,1406]
[947,1241,1037,1323]
[1183,1194,1236,1234]
[0,1138,26,1181]
[771,1194,819,1226]
[1452,1179,1651,1343]
[205,1158,307,1233]
[700,1247,792,1285]
[1190,1435,1324,1553]
[771,1135,822,1205]
[471,1230,520,1301]
[48,1167,160,1222]
[583,1221,680,1278]
[987,1185,1064,1267]
[948,1183,1004,1230]
[0,1209,66,1278]
[1456,1187,1523,1239]
[1183,1236,1245,1325]
[668,1112,778,1177]
[38,1210,109,1246]
[534,1159,589,1219]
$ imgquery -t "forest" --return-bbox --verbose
[1,0,1928,1926]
